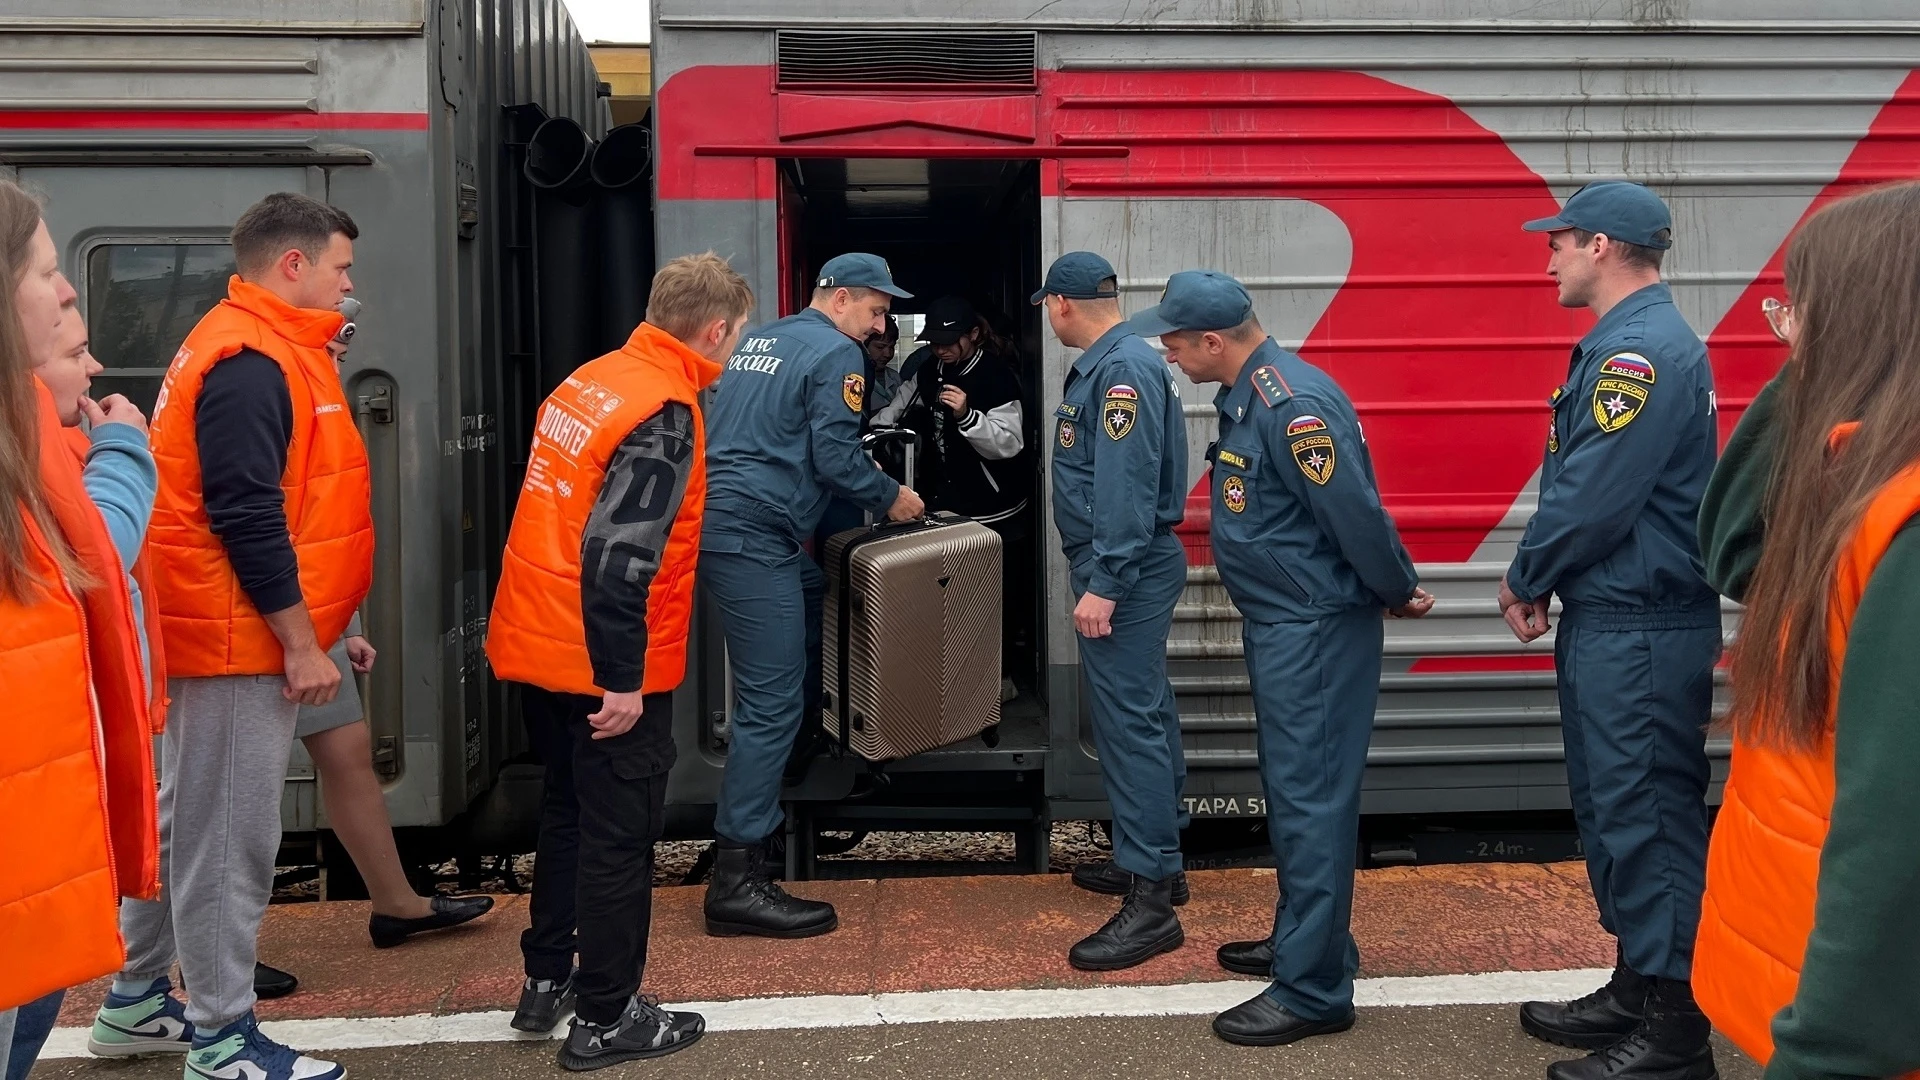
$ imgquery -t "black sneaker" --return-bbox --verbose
[511,970,577,1034]
[557,996,705,1071]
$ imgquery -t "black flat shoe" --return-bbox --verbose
[368,894,495,949]
[253,962,298,1000]
[1070,860,1190,905]
[1211,992,1354,1047]
[1216,938,1273,977]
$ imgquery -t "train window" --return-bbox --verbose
[85,243,237,412]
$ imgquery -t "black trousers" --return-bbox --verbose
[518,685,674,1025]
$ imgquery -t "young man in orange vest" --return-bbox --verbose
[487,253,752,1070]
[94,193,372,1080]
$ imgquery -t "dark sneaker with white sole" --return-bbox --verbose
[557,996,705,1071]
[511,970,577,1034]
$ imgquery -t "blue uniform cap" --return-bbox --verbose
[816,252,913,298]
[1031,251,1119,304]
[1125,270,1255,337]
[1522,181,1673,250]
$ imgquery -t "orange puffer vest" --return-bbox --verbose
[0,380,161,1011]
[487,323,722,696]
[148,278,374,675]
[1695,427,1920,1071]
[63,426,169,732]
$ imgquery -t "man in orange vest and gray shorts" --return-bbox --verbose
[487,253,753,1071]
[94,193,372,1080]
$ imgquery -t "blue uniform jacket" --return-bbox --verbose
[702,308,901,544]
[1050,323,1188,600]
[1207,340,1418,622]
[1505,283,1720,629]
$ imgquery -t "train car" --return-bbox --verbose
[0,0,604,850]
[650,0,1920,865]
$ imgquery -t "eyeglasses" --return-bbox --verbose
[1761,297,1795,344]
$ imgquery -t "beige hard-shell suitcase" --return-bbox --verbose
[821,513,1003,762]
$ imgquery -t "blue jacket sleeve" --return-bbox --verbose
[1506,353,1688,602]
[1086,354,1167,601]
[1270,398,1418,608]
[808,344,901,513]
[82,421,158,572]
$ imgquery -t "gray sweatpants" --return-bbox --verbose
[117,675,301,1029]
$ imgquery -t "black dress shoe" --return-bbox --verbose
[368,894,495,949]
[704,839,837,938]
[1521,953,1648,1050]
[512,970,577,1034]
[1068,874,1184,971]
[1546,979,1717,1080]
[1216,938,1272,977]
[1070,860,1190,905]
[1212,992,1354,1047]
[253,962,298,1000]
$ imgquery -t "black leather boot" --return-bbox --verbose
[1521,953,1649,1050]
[1546,978,1717,1080]
[1068,873,1184,971]
[1216,938,1273,977]
[703,839,838,939]
[1070,860,1189,905]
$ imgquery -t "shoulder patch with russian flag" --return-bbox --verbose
[1286,414,1328,437]
[1599,352,1656,384]
[1104,383,1138,400]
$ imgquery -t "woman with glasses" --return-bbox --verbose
[1695,181,1920,1080]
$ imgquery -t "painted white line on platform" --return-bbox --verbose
[40,967,1611,1059]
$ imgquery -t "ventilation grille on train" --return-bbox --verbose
[776,30,1038,89]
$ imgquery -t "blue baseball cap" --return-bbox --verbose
[816,252,912,298]
[1125,270,1255,337]
[1522,181,1673,250]
[1031,251,1119,304]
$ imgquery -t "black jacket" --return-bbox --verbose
[873,346,1030,523]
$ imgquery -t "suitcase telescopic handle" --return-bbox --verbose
[862,425,920,489]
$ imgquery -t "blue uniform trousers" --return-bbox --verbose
[706,525,825,845]
[1243,607,1379,1021]
[1073,532,1187,882]
[1555,623,1717,982]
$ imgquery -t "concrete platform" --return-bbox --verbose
[42,863,1762,1079]
[56,863,1618,1026]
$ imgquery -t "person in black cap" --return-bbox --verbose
[873,295,1030,530]
[873,296,1035,698]
[1142,269,1432,1049]
[1501,182,1723,1080]
[1036,251,1192,971]
[699,252,925,940]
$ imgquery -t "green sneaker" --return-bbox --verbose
[183,1013,343,1080]
[88,977,193,1057]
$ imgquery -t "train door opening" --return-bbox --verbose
[780,156,1047,709]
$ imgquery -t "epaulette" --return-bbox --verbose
[1250,365,1293,408]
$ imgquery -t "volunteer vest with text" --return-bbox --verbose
[1695,425,1920,1075]
[148,277,373,675]
[487,323,722,696]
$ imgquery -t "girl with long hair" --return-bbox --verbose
[1695,180,1920,1080]
[0,178,160,1080]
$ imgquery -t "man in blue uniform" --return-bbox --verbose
[1500,183,1721,1080]
[1142,271,1434,1046]
[700,253,925,939]
[1036,251,1191,970]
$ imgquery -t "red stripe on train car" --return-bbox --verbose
[0,111,431,131]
